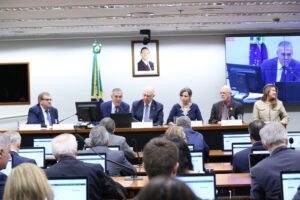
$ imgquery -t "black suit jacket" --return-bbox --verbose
[11,151,37,168]
[137,60,154,71]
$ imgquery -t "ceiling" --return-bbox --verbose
[0,0,300,40]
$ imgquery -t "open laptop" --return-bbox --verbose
[249,153,269,169]
[190,151,204,172]
[48,177,88,200]
[76,153,106,172]
[18,147,45,168]
[2,158,13,176]
[232,143,252,155]
[177,174,216,200]
[108,145,120,151]
[281,171,300,200]
[33,138,53,156]
[223,133,250,151]
[110,113,132,128]
[251,149,269,154]
[288,132,300,150]
[188,144,194,151]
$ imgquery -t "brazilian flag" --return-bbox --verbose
[91,41,104,103]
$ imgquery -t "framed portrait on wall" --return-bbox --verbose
[131,40,160,77]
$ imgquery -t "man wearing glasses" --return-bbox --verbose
[27,92,58,127]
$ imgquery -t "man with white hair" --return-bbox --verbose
[250,122,300,199]
[45,133,126,200]
[208,85,244,124]
[131,86,164,126]
[0,133,11,200]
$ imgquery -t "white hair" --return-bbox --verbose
[259,122,287,148]
[176,116,191,128]
[0,133,10,152]
[52,134,77,158]
[4,131,21,145]
[89,126,109,146]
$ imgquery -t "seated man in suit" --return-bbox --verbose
[45,133,126,200]
[5,131,36,168]
[131,86,164,126]
[251,122,300,199]
[27,92,58,128]
[78,126,136,176]
[232,120,265,173]
[137,47,154,71]
[0,133,11,200]
[208,85,244,124]
[143,137,179,179]
[100,88,130,118]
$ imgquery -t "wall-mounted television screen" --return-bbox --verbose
[0,62,30,105]
[225,34,300,103]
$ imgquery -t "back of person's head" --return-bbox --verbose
[89,126,109,146]
[249,120,265,142]
[0,133,11,170]
[176,116,192,128]
[259,122,287,149]
[4,131,21,148]
[3,163,53,200]
[135,176,198,200]
[99,117,116,134]
[143,138,179,179]
[52,133,77,159]
[164,125,186,141]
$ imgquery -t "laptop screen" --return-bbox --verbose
[232,143,252,155]
[110,113,132,128]
[281,171,300,200]
[2,159,12,176]
[288,132,300,150]
[19,147,45,168]
[108,146,120,151]
[48,177,88,200]
[188,144,194,151]
[76,154,106,172]
[177,174,216,200]
[251,149,269,154]
[190,151,204,172]
[223,134,250,151]
[249,153,269,169]
[33,138,53,156]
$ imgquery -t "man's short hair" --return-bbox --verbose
[278,41,293,49]
[140,47,149,54]
[52,133,77,158]
[143,138,178,179]
[111,88,122,94]
[259,122,287,148]
[38,92,50,103]
[249,120,265,141]
[176,116,191,128]
[4,131,21,144]
[99,117,116,134]
[89,126,109,146]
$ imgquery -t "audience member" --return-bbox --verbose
[164,125,187,142]
[0,133,10,200]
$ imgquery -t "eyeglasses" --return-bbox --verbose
[42,98,52,101]
[280,53,292,57]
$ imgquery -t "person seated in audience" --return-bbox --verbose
[250,122,300,199]
[208,85,243,124]
[131,86,164,126]
[232,120,265,173]
[134,176,198,200]
[101,88,130,117]
[167,87,203,125]
[0,134,10,200]
[143,138,179,179]
[79,126,136,176]
[45,133,126,200]
[4,131,36,168]
[164,125,187,142]
[27,92,58,128]
[3,163,53,200]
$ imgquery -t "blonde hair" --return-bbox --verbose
[3,163,53,200]
[164,125,186,140]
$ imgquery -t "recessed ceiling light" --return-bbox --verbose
[199,7,223,12]
[127,12,154,17]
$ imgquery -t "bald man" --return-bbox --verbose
[208,85,244,124]
[131,87,164,126]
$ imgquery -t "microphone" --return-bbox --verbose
[289,137,294,148]
[58,113,77,124]
[75,134,143,181]
[131,138,141,166]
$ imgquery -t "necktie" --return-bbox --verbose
[147,63,151,71]
[280,66,287,82]
[45,110,52,126]
[143,104,150,122]
[115,107,119,113]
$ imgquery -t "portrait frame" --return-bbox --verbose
[131,40,160,77]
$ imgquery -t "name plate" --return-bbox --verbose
[131,122,153,128]
[191,120,203,127]
[19,124,41,130]
[221,120,243,126]
[52,124,74,130]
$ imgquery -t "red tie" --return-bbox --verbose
[147,63,151,70]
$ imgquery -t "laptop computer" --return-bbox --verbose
[48,177,88,200]
[108,145,120,151]
[2,158,13,176]
[110,113,132,128]
[177,174,216,200]
[249,153,270,169]
[223,133,250,151]
[190,150,204,172]
[232,142,252,155]
[251,149,269,154]
[288,132,300,150]
[33,138,53,156]
[188,144,194,151]
[18,147,45,168]
[281,171,300,200]
[76,153,106,172]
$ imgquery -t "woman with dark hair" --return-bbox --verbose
[253,84,288,125]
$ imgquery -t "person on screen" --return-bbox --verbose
[131,86,164,126]
[167,87,203,125]
[250,122,300,199]
[137,47,154,71]
[232,120,265,173]
[4,131,36,168]
[0,134,10,200]
[253,84,288,125]
[27,92,58,128]
[208,85,244,124]
[100,88,130,117]
[3,163,53,200]
[261,41,300,85]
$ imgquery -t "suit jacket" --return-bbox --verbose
[131,99,164,126]
[261,57,300,85]
[27,104,58,127]
[232,142,264,173]
[109,134,136,161]
[166,103,203,124]
[208,100,243,124]
[44,156,126,200]
[251,146,300,200]
[78,146,136,176]
[0,172,6,200]
[137,60,154,71]
[11,151,37,168]
[100,101,130,118]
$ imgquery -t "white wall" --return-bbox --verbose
[0,35,299,130]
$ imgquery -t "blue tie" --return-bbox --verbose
[45,110,52,126]
[143,104,150,122]
[280,66,287,82]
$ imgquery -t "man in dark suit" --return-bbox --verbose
[137,47,154,71]
[5,131,36,168]
[45,133,126,200]
[27,92,58,128]
[131,87,163,126]
[232,120,265,173]
[261,41,300,85]
[250,122,300,199]
[0,133,10,200]
[100,88,130,118]
[208,85,244,124]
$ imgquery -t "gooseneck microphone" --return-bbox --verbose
[58,113,77,124]
[131,138,142,166]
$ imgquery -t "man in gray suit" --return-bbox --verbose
[251,122,300,199]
